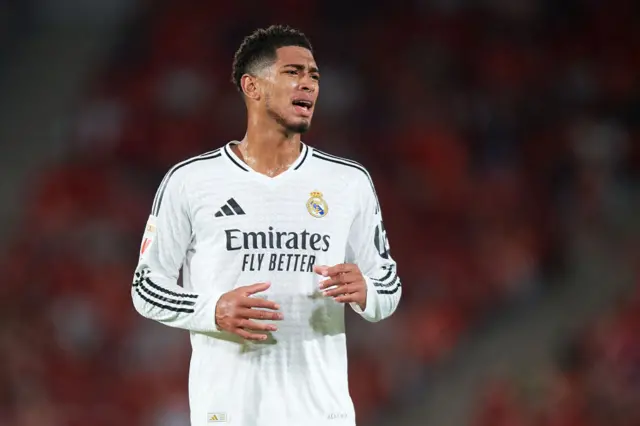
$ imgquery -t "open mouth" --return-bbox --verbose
[292,99,313,110]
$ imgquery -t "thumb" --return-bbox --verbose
[242,281,271,295]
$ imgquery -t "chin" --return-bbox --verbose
[286,119,311,134]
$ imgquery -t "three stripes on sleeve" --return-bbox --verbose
[371,265,401,295]
[133,267,197,314]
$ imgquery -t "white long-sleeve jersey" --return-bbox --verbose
[131,142,401,426]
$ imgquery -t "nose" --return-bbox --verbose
[299,74,316,93]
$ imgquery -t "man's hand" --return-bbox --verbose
[314,264,367,310]
[215,282,283,341]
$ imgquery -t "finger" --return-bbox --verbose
[313,265,329,277]
[234,328,269,341]
[323,285,351,298]
[338,272,360,283]
[319,272,359,289]
[324,277,367,296]
[242,297,280,311]
[241,282,271,295]
[238,307,283,321]
[237,319,278,332]
[334,293,363,304]
[325,263,355,277]
[318,276,342,290]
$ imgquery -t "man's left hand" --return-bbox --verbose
[314,263,367,310]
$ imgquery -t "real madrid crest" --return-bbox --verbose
[306,191,328,218]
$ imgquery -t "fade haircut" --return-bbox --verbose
[231,25,313,94]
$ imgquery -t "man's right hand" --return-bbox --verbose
[214,282,283,341]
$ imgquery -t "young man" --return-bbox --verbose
[132,25,401,426]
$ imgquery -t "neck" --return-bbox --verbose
[234,113,302,177]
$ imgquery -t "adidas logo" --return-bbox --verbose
[214,198,245,217]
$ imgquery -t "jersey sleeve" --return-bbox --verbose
[346,172,402,322]
[131,170,222,333]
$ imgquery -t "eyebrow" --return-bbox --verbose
[282,63,320,74]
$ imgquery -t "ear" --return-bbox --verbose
[241,74,261,101]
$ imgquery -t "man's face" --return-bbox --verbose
[258,46,320,134]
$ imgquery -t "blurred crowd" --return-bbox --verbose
[473,274,640,426]
[1,1,639,425]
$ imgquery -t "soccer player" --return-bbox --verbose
[131,25,401,426]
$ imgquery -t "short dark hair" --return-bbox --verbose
[231,25,313,93]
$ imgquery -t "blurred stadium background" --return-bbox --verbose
[1,0,639,425]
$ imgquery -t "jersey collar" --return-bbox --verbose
[223,141,310,175]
